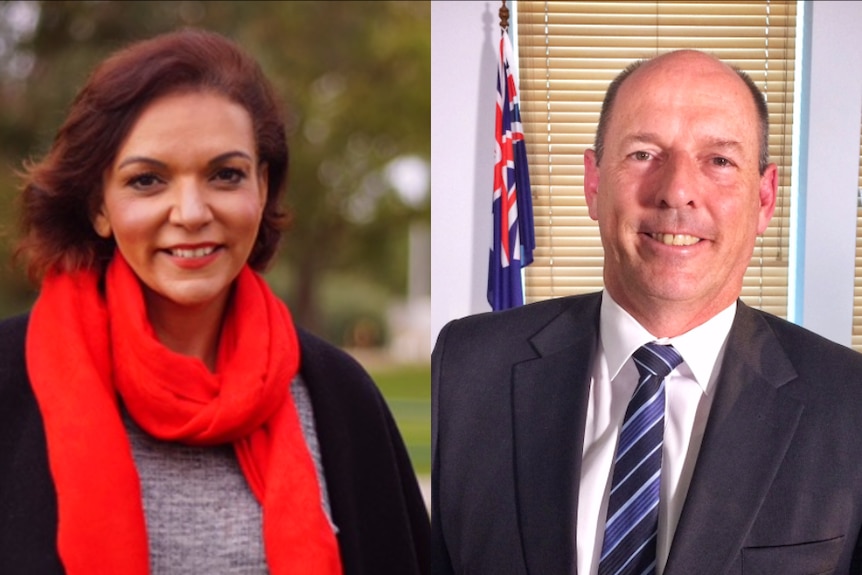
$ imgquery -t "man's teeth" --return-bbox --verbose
[171,246,216,258]
[651,233,700,246]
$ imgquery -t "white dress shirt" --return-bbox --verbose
[576,292,736,575]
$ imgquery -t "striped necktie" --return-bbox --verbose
[598,342,683,575]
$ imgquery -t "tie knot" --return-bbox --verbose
[632,342,683,381]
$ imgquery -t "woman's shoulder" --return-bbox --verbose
[0,312,30,383]
[296,327,365,370]
[294,326,398,441]
[0,312,36,434]
[296,327,382,403]
[0,312,29,345]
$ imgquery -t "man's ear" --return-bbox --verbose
[584,148,600,221]
[757,163,778,235]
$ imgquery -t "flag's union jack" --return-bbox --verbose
[488,28,535,311]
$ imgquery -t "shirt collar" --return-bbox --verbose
[599,291,736,395]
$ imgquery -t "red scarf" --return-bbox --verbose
[26,253,342,574]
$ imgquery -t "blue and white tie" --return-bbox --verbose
[598,342,683,575]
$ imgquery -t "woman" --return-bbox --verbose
[0,28,429,574]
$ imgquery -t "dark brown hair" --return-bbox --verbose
[593,52,770,175]
[17,28,288,280]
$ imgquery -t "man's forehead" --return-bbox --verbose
[633,50,735,79]
[606,95,760,158]
[612,60,757,126]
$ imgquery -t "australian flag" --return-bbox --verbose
[488,27,535,311]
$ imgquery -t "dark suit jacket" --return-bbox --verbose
[0,313,430,575]
[432,292,862,574]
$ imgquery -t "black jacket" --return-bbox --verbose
[0,313,429,574]
[433,293,862,574]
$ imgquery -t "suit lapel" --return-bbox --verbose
[512,294,600,575]
[664,303,802,575]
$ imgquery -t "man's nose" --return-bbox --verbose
[654,155,699,209]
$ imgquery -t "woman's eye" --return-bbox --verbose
[213,167,246,185]
[127,173,162,190]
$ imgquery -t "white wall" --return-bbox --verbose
[431,0,862,348]
[793,0,862,345]
[430,1,496,341]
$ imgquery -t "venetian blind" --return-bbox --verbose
[853,121,862,351]
[516,1,797,318]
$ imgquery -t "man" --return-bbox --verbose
[432,50,862,574]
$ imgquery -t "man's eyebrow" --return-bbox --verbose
[620,132,662,147]
[619,133,745,151]
[701,137,744,152]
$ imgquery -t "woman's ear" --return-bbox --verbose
[257,162,269,208]
[93,208,112,238]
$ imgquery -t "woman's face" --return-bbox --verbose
[96,90,267,315]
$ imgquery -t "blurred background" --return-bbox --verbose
[0,1,430,482]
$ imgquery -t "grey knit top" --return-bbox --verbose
[123,374,333,574]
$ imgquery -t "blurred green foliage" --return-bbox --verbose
[371,363,431,475]
[0,1,430,344]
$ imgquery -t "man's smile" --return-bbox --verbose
[648,233,702,246]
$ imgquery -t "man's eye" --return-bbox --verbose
[712,157,731,167]
[632,151,652,161]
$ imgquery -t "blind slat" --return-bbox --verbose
[851,120,862,350]
[517,0,796,318]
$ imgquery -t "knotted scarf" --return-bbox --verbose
[26,253,342,574]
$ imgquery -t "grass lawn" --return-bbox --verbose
[369,363,431,476]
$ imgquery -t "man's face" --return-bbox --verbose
[584,51,777,334]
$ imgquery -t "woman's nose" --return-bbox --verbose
[168,181,214,229]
